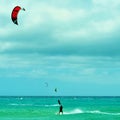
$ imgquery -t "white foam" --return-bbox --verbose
[20,97,23,100]
[9,103,59,107]
[63,109,83,115]
[9,103,33,106]
[86,110,120,116]
[9,103,18,106]
[56,108,120,116]
[45,104,59,107]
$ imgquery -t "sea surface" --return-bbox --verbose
[0,96,120,120]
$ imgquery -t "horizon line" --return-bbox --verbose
[0,96,120,97]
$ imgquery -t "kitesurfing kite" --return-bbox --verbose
[55,88,57,92]
[11,6,25,25]
[45,82,48,87]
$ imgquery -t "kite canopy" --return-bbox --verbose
[45,82,48,87]
[11,6,22,25]
[55,88,57,92]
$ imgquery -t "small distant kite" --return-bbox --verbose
[11,6,25,25]
[55,88,57,92]
[45,82,48,87]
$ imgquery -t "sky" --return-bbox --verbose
[0,0,120,96]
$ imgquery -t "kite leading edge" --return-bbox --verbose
[11,6,25,25]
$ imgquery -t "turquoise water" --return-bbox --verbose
[0,96,120,120]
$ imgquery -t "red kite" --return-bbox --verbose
[11,6,25,25]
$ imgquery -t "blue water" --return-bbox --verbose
[0,96,120,120]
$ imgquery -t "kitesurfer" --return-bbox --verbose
[58,100,63,115]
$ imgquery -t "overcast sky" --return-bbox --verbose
[0,0,120,96]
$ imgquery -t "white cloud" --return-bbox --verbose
[0,1,88,36]
[80,68,96,75]
[0,42,15,52]
[1,0,116,39]
[91,19,119,33]
[50,0,120,41]
[53,15,120,41]
[93,0,120,7]
[1,0,120,49]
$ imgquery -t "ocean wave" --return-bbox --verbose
[86,110,120,116]
[9,103,59,107]
[9,103,33,106]
[45,104,59,107]
[61,109,83,115]
[62,109,120,116]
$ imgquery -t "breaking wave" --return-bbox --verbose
[45,104,59,107]
[9,103,59,107]
[61,109,120,116]
[63,109,83,115]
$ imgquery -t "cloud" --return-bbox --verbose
[1,0,120,41]
[1,0,120,96]
[0,55,120,79]
[0,0,87,36]
[1,0,120,57]
[92,0,120,7]
[80,68,96,75]
[0,42,17,53]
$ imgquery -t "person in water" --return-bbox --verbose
[58,100,63,114]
